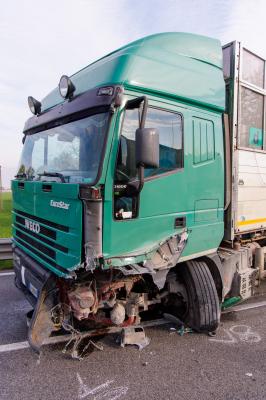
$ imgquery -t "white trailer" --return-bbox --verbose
[223,42,266,240]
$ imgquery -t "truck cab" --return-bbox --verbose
[12,33,263,352]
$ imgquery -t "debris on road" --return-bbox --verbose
[163,313,183,327]
[177,326,194,336]
[120,326,150,350]
[62,322,104,360]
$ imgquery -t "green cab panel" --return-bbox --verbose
[12,180,82,277]
[102,94,224,263]
[41,32,225,113]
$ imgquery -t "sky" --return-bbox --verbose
[1,0,266,188]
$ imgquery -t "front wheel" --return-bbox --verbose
[182,260,221,332]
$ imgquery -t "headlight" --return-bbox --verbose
[28,96,41,115]
[59,75,76,99]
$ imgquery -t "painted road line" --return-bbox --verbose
[1,301,266,354]
[223,300,266,314]
[0,319,169,354]
[0,271,15,277]
[0,341,30,353]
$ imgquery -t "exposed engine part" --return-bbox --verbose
[103,293,116,308]
[68,286,97,320]
[255,247,266,280]
[110,302,126,325]
[126,292,148,319]
[120,326,150,350]
[63,271,143,325]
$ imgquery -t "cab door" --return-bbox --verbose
[103,97,188,259]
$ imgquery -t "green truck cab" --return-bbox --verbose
[12,33,264,351]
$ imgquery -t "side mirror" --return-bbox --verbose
[136,128,159,168]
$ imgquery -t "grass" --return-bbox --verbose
[0,192,13,270]
[0,191,12,238]
[0,260,13,271]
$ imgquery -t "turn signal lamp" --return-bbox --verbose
[90,187,101,200]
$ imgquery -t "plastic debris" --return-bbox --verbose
[245,372,256,381]
[163,313,183,327]
[120,326,150,350]
[142,361,148,366]
[222,296,241,310]
[177,326,194,336]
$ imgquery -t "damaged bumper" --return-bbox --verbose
[13,246,54,307]
[13,246,57,352]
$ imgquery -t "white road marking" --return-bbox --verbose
[21,266,26,285]
[209,325,261,344]
[77,373,128,400]
[0,318,168,354]
[77,373,114,399]
[223,300,266,313]
[0,341,30,353]
[1,299,266,354]
[0,271,15,277]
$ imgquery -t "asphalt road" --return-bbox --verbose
[0,273,265,400]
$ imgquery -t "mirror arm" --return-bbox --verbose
[140,96,148,129]
[138,165,144,193]
[137,97,148,193]
[123,96,149,195]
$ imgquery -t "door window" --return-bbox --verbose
[115,107,183,183]
[114,105,183,220]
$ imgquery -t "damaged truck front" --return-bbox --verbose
[12,33,265,352]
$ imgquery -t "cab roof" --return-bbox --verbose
[42,32,225,112]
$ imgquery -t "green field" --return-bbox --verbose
[0,191,12,237]
[0,192,13,270]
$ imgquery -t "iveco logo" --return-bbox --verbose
[50,200,70,210]
[25,219,40,234]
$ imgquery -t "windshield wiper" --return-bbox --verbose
[15,173,27,179]
[38,171,66,183]
[15,172,36,180]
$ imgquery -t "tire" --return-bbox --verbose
[181,259,220,332]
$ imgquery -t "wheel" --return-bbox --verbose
[182,260,220,332]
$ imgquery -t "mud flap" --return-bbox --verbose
[28,279,56,353]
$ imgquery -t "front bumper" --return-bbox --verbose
[13,245,54,307]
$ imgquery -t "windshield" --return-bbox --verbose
[17,112,109,184]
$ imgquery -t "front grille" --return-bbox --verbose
[14,222,68,253]
[15,229,56,259]
[16,215,56,240]
[13,209,72,275]
[14,238,68,275]
[14,209,69,232]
